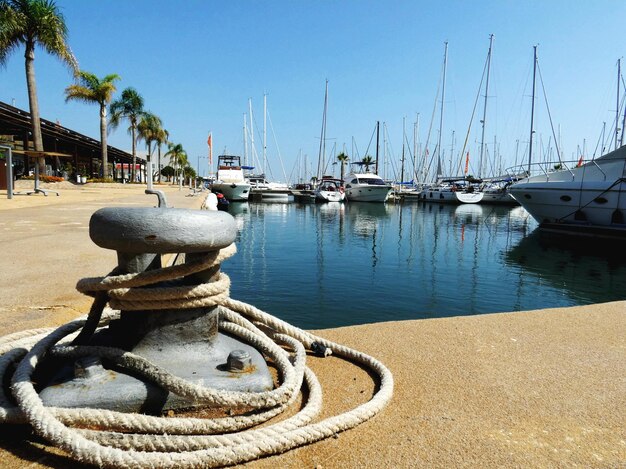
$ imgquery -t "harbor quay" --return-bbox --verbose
[0,183,623,468]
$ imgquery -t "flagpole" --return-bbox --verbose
[208,131,213,176]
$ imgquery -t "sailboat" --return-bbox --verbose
[246,96,292,201]
[314,80,346,203]
[457,35,496,204]
[418,42,483,204]
[509,52,626,238]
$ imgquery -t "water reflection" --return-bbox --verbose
[224,201,626,329]
[504,230,626,305]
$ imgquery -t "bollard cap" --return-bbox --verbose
[90,207,237,254]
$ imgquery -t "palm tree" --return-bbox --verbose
[0,0,77,176]
[165,142,187,186]
[361,155,374,172]
[137,111,162,189]
[336,152,349,181]
[64,71,119,178]
[154,127,169,183]
[109,87,145,182]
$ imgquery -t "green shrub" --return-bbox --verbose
[21,175,64,183]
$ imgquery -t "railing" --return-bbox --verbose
[505,158,606,183]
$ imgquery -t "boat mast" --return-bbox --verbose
[243,113,248,166]
[263,93,267,175]
[316,80,328,182]
[383,123,388,179]
[375,120,380,174]
[479,34,494,179]
[494,134,498,174]
[450,130,455,175]
[400,117,406,187]
[437,41,448,180]
[622,90,626,148]
[413,113,419,184]
[616,59,621,151]
[528,45,537,175]
[249,98,255,170]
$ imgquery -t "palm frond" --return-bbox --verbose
[28,0,78,72]
[0,1,27,66]
[64,84,96,103]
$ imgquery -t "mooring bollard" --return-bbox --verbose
[38,192,273,413]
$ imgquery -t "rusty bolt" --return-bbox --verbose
[227,349,252,372]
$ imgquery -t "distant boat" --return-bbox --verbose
[480,177,519,205]
[315,177,345,202]
[244,95,292,202]
[247,171,292,201]
[419,178,483,204]
[211,155,251,201]
[343,164,392,203]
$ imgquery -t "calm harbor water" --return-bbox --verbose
[221,201,626,330]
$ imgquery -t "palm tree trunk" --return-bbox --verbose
[24,41,45,178]
[157,144,162,183]
[146,142,153,190]
[100,104,108,178]
[131,125,137,182]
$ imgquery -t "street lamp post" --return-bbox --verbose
[197,155,207,190]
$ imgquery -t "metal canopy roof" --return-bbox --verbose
[0,101,134,162]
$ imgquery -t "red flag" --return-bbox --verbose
[464,151,470,175]
[576,155,583,167]
[207,133,213,165]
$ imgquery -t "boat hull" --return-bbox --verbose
[212,182,251,201]
[250,188,292,201]
[419,189,482,204]
[510,182,626,227]
[345,186,390,202]
[316,189,345,202]
[481,191,518,205]
[455,191,483,204]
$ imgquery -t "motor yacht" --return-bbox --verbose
[211,155,251,201]
[343,171,391,203]
[508,146,626,237]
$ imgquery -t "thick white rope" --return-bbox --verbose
[0,244,394,468]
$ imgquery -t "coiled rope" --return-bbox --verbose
[0,244,393,468]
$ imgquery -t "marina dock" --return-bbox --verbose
[0,183,623,468]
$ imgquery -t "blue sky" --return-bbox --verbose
[2,0,625,181]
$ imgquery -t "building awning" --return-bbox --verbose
[12,150,73,158]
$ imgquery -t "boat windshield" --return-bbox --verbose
[357,177,386,185]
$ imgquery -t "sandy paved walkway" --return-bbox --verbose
[0,183,623,468]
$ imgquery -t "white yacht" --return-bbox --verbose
[315,177,345,202]
[343,171,391,203]
[211,155,251,201]
[508,146,626,237]
[247,173,292,201]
